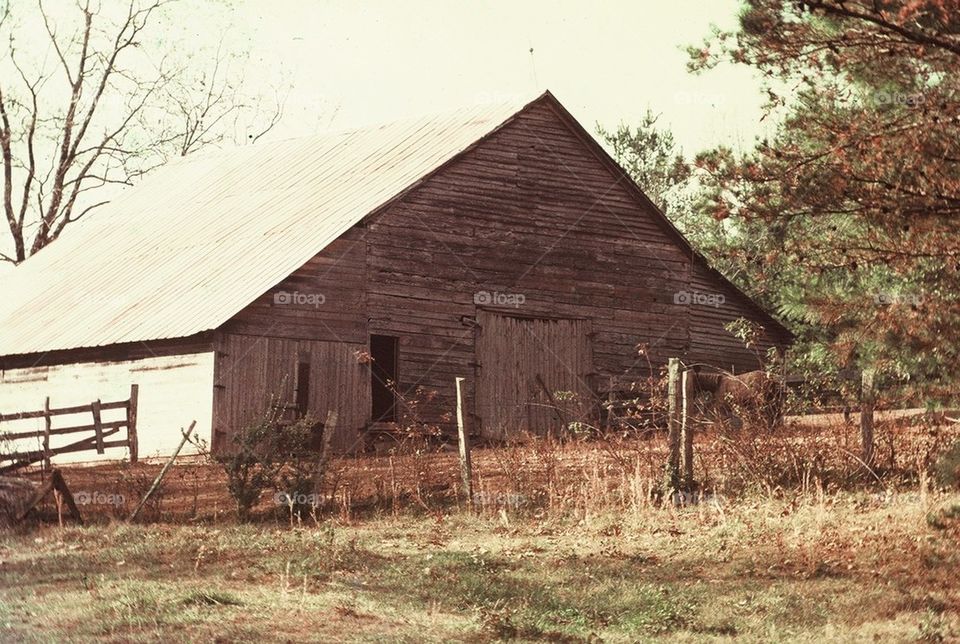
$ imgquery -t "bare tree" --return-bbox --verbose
[161,39,288,157]
[0,0,285,265]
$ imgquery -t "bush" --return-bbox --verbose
[933,441,960,489]
[276,419,324,519]
[220,403,319,521]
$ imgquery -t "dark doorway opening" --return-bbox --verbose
[295,359,311,416]
[370,335,399,422]
[294,355,324,450]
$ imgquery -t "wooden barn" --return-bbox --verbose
[0,91,791,461]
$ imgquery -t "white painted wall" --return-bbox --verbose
[0,353,215,464]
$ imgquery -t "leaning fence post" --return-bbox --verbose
[860,368,876,468]
[128,420,196,522]
[666,358,681,492]
[455,377,474,508]
[128,384,139,464]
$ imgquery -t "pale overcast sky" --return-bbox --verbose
[0,0,768,269]
[182,0,766,155]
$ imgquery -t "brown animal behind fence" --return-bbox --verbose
[687,369,785,429]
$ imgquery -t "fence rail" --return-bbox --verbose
[0,384,138,474]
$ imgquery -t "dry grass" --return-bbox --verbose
[1,489,958,642]
[1,416,959,641]
[19,413,957,526]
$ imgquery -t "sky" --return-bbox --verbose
[0,0,769,269]
[181,0,767,155]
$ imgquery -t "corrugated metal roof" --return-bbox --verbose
[0,93,543,357]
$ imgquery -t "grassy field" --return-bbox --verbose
[2,418,960,642]
[1,489,959,642]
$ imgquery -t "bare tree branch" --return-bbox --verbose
[0,1,288,263]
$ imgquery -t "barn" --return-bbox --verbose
[0,90,791,461]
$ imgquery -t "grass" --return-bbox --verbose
[1,488,959,642]
[2,418,959,641]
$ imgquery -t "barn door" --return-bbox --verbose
[475,311,593,441]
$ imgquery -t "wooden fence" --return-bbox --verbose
[0,384,138,474]
[662,362,885,493]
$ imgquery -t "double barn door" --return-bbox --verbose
[475,311,593,440]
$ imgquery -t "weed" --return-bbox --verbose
[180,589,243,607]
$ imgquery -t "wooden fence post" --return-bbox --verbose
[455,377,474,508]
[860,368,876,468]
[42,396,52,472]
[312,410,338,497]
[666,358,681,491]
[128,384,139,464]
[91,400,104,454]
[128,421,196,522]
[680,369,694,493]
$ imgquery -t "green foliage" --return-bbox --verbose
[597,112,736,268]
[597,111,691,214]
[724,318,762,349]
[918,609,954,643]
[180,590,243,607]
[220,401,318,521]
[688,1,960,402]
[926,502,960,531]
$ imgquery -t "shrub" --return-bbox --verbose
[933,441,960,489]
[276,418,325,519]
[220,402,319,521]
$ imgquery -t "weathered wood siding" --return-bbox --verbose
[0,352,214,462]
[211,333,369,453]
[685,262,789,374]
[221,229,367,344]
[363,100,696,433]
[213,227,369,452]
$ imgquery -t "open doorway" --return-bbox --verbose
[370,335,399,422]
